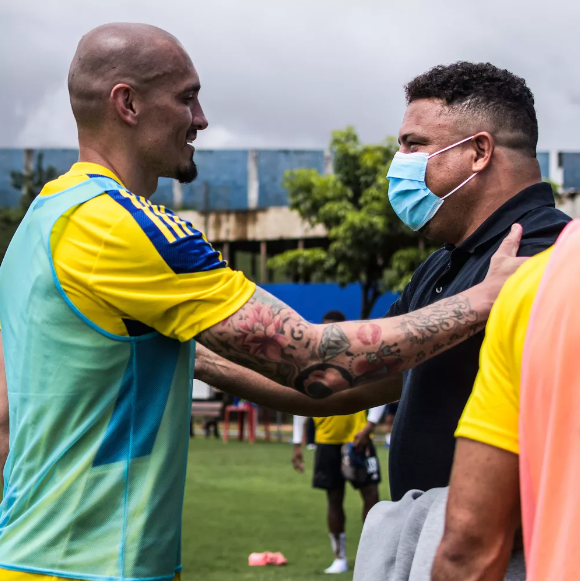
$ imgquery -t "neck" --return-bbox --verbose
[447,153,542,245]
[455,176,540,245]
[78,141,158,198]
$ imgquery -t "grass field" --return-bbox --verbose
[182,438,390,581]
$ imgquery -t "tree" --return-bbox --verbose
[0,153,58,264]
[268,127,433,318]
[10,152,59,209]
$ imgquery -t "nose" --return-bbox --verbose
[192,100,208,131]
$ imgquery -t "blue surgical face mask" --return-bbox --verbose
[386,135,478,231]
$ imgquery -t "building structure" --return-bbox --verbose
[0,147,577,320]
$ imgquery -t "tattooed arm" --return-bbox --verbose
[196,288,481,398]
[195,342,403,416]
[196,225,526,398]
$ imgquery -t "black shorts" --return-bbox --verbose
[312,442,381,490]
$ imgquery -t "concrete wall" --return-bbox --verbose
[257,150,325,207]
[177,149,326,211]
[180,150,249,211]
[0,147,559,212]
[38,148,79,175]
[151,178,175,207]
[0,148,328,211]
[556,194,580,218]
[180,206,327,241]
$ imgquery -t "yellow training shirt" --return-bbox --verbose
[0,166,224,581]
[37,162,255,340]
[314,412,368,445]
[455,247,554,454]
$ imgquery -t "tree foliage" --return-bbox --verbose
[542,177,563,200]
[383,247,434,293]
[268,127,432,318]
[0,153,58,264]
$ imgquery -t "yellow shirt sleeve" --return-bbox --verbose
[455,247,553,455]
[53,191,255,341]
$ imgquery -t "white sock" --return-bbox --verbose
[329,532,346,559]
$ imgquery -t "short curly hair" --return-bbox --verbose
[405,62,538,156]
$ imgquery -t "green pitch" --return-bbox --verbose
[182,438,390,581]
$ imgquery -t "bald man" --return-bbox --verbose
[0,23,525,581]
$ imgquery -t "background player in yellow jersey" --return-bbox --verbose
[292,310,386,574]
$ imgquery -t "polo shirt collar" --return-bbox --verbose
[445,182,556,254]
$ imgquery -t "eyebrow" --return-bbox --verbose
[399,132,426,145]
[181,83,201,94]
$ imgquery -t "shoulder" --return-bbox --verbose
[484,247,553,369]
[516,207,570,256]
[494,246,554,326]
[78,189,226,275]
[40,173,90,197]
[520,205,570,227]
[519,206,570,239]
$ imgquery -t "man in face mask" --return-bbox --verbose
[199,61,569,499]
[195,61,567,578]
[379,61,570,502]
[348,63,575,581]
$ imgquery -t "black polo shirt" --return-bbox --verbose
[386,182,570,501]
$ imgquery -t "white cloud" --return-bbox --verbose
[197,125,237,149]
[16,83,77,148]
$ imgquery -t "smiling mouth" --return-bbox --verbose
[186,139,196,154]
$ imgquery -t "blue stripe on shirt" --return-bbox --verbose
[104,188,226,275]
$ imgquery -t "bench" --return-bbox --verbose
[190,401,223,437]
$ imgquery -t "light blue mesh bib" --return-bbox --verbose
[0,177,192,580]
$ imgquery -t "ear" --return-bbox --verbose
[110,83,139,127]
[471,132,494,172]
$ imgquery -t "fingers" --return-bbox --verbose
[292,454,304,473]
[496,223,523,257]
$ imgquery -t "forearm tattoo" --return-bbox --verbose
[196,288,481,399]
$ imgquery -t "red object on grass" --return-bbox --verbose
[248,552,287,566]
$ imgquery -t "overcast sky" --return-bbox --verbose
[1,0,580,151]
